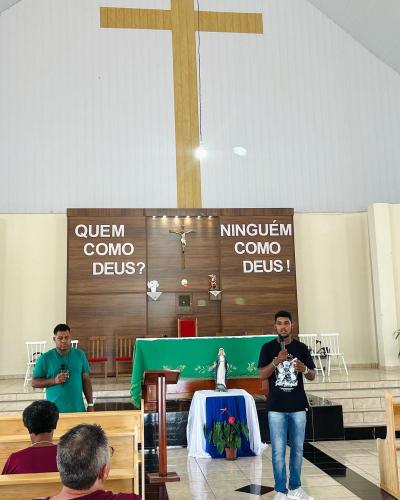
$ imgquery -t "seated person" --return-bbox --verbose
[2,399,59,474]
[47,424,140,500]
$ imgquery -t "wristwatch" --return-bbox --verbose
[87,403,94,407]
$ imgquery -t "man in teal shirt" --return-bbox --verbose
[32,324,94,413]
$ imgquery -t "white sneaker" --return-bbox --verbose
[273,493,287,500]
[287,487,313,500]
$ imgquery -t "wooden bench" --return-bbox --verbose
[0,468,134,500]
[0,406,144,498]
[377,392,400,498]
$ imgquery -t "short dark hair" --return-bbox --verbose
[57,424,110,490]
[274,310,292,322]
[53,323,70,335]
[23,400,59,434]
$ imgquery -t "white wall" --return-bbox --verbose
[390,205,400,326]
[0,215,67,376]
[294,212,377,365]
[0,211,379,376]
[0,0,400,212]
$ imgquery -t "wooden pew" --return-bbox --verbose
[0,468,134,500]
[377,392,400,499]
[0,406,145,498]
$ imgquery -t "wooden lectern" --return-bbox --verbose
[143,370,180,484]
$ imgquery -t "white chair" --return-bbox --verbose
[299,334,325,377]
[24,341,47,387]
[319,333,348,376]
[71,340,79,348]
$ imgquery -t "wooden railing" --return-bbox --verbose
[377,392,400,499]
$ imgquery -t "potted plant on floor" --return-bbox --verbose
[206,414,249,460]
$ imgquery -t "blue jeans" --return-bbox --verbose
[268,411,307,493]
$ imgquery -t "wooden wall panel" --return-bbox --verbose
[147,217,220,290]
[147,292,221,337]
[221,292,298,336]
[67,209,297,373]
[68,293,146,374]
[147,293,176,337]
[68,216,146,294]
[219,214,297,336]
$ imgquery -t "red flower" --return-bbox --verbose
[228,416,235,425]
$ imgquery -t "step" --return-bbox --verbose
[0,388,132,413]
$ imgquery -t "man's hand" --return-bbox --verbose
[87,405,95,412]
[293,360,307,373]
[54,372,68,385]
[275,349,288,364]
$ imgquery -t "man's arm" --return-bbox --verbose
[82,372,94,411]
[32,372,68,388]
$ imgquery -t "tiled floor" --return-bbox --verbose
[164,440,391,499]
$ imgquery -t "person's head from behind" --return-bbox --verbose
[53,323,72,353]
[274,310,292,338]
[23,400,59,437]
[57,424,111,490]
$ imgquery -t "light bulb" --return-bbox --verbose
[194,145,208,160]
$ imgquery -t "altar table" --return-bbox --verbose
[130,335,276,407]
[187,389,267,458]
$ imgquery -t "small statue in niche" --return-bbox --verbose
[208,274,218,291]
[209,347,229,391]
[147,280,159,293]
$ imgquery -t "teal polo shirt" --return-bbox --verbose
[33,348,90,413]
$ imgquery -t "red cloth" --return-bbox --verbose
[45,490,140,499]
[115,356,132,361]
[2,444,57,474]
[179,319,196,337]
[88,357,108,362]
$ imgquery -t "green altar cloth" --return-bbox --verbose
[130,335,276,407]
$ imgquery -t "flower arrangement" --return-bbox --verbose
[206,411,249,457]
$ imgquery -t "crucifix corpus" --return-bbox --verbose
[100,2,263,209]
[169,225,195,269]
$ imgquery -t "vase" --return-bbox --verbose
[225,447,237,460]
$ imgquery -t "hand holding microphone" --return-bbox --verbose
[55,364,69,385]
[274,335,288,365]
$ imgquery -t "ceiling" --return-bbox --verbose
[1,0,400,75]
[306,0,400,75]
[0,0,20,15]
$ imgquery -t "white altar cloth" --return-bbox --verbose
[186,388,267,458]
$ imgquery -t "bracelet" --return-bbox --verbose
[87,403,94,407]
[272,358,278,368]
[304,366,309,375]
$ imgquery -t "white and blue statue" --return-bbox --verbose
[209,347,229,392]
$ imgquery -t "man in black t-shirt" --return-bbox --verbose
[258,311,315,500]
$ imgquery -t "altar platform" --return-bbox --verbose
[0,367,398,442]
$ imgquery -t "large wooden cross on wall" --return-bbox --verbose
[100,1,263,209]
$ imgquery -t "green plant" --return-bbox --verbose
[206,415,249,454]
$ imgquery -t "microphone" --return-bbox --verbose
[60,364,66,385]
[278,335,286,351]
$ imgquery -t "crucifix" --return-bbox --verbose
[100,2,263,209]
[169,225,195,268]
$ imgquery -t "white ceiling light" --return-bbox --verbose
[194,144,208,160]
[233,146,247,157]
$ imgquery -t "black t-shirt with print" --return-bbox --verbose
[257,338,315,412]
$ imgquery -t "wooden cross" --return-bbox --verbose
[100,2,263,209]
